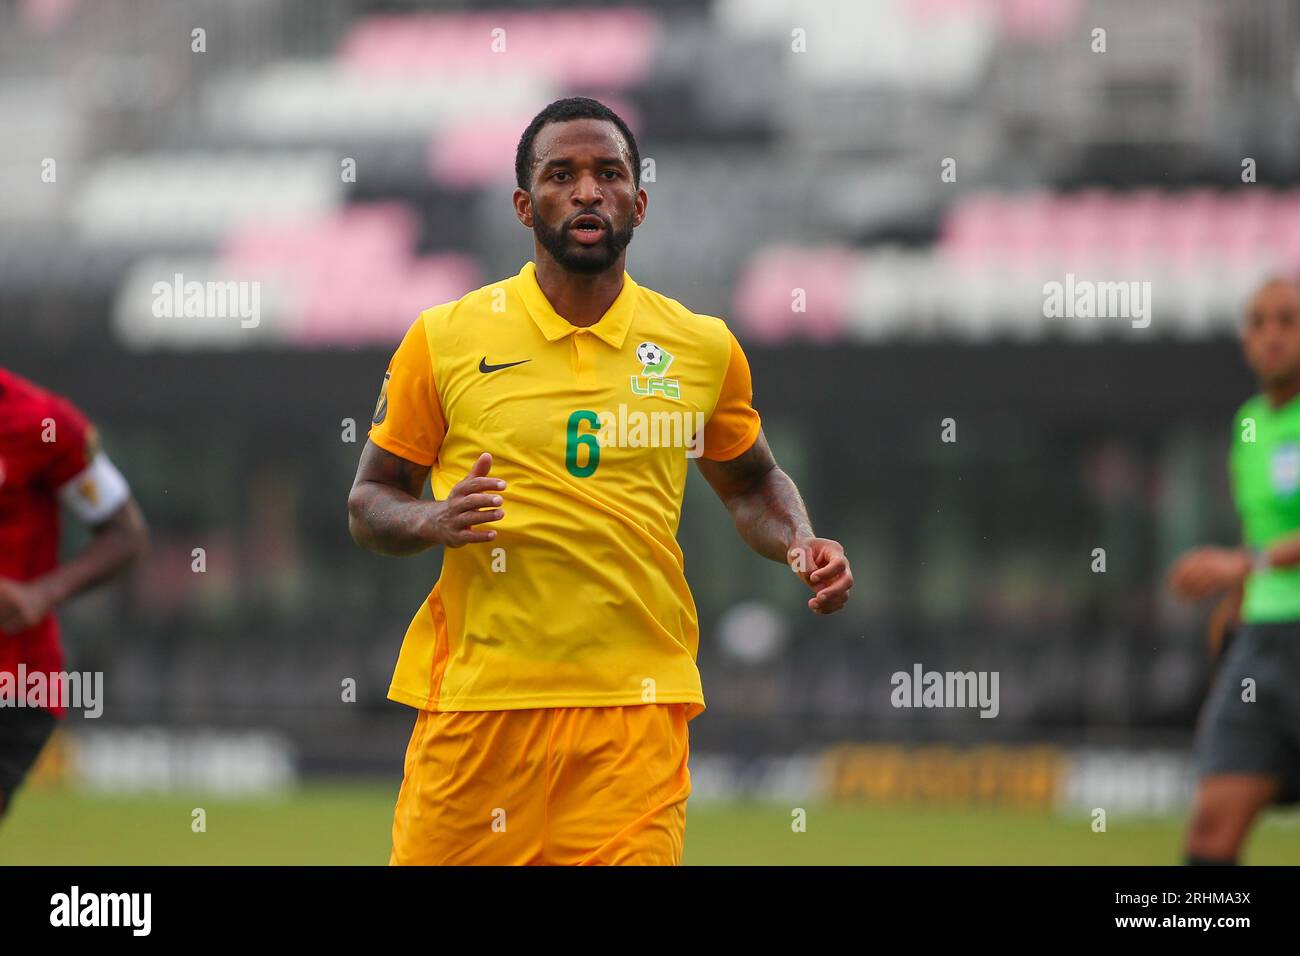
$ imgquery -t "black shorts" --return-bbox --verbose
[1194,620,1300,804]
[0,706,57,795]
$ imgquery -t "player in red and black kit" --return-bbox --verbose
[0,367,148,821]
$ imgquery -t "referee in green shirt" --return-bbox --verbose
[1170,276,1300,865]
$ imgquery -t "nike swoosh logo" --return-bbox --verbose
[479,358,531,373]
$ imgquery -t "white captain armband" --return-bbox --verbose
[57,452,132,525]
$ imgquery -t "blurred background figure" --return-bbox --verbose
[1170,277,1300,865]
[2,0,1300,863]
[0,366,148,820]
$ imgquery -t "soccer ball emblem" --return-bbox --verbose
[636,341,664,368]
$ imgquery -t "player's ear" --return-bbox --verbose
[512,187,534,228]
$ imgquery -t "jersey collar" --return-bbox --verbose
[513,260,638,349]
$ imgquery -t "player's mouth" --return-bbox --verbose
[568,215,608,245]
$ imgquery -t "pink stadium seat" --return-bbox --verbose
[1002,191,1056,268]
[220,204,480,344]
[939,193,1006,266]
[904,0,1081,43]
[1213,204,1263,266]
[1160,189,1220,266]
[935,187,1300,275]
[340,10,660,88]
[293,254,480,345]
[994,0,1082,43]
[1268,195,1300,269]
[741,183,1300,348]
[222,204,419,278]
[428,115,532,188]
[1107,191,1162,269]
[733,247,853,343]
[19,0,78,32]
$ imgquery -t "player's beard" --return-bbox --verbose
[533,207,634,275]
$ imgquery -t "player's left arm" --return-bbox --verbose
[694,327,851,614]
[694,431,852,615]
[0,415,149,635]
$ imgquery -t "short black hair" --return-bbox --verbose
[515,96,640,192]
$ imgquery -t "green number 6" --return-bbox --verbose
[565,409,601,477]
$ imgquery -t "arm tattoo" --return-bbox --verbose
[695,431,814,563]
[347,440,434,555]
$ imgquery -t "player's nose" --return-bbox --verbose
[571,171,603,204]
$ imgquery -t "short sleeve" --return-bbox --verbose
[702,328,762,461]
[42,394,95,489]
[368,314,446,466]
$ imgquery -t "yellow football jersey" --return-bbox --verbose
[368,260,761,721]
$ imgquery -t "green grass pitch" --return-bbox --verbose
[3,783,1299,865]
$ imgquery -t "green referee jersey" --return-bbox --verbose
[1231,392,1300,622]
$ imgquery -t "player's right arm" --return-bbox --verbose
[347,445,505,555]
[1171,528,1300,601]
[1167,546,1251,601]
[346,314,504,556]
[1170,525,1300,609]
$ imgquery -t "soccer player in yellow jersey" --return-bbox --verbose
[347,97,853,865]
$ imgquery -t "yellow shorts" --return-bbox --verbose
[389,703,692,865]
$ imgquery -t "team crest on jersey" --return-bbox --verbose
[1272,441,1300,495]
[630,341,680,400]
